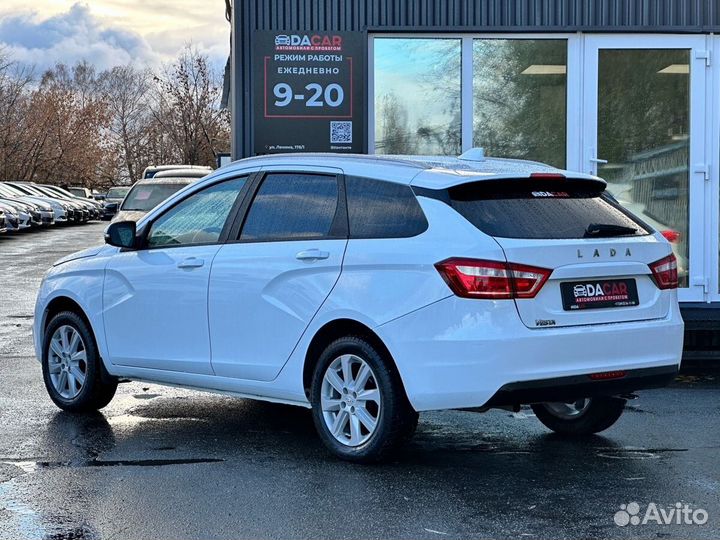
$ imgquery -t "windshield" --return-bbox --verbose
[107,187,130,199]
[121,183,186,211]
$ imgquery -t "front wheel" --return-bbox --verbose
[42,311,117,412]
[310,336,418,463]
[531,396,626,435]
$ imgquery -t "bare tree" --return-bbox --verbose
[152,46,230,166]
[0,52,36,180]
[0,47,231,188]
[97,65,154,184]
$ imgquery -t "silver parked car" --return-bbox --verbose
[113,170,208,223]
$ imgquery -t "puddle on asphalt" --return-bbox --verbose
[108,413,207,428]
[43,522,99,540]
[0,482,47,539]
[0,479,100,540]
[596,447,688,460]
[3,457,224,471]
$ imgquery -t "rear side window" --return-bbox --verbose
[240,173,340,241]
[346,176,427,238]
[449,181,651,239]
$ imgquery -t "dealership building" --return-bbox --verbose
[231,0,720,357]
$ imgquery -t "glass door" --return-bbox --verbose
[582,35,709,302]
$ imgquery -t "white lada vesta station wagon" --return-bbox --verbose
[34,150,683,462]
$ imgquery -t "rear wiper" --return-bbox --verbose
[584,223,637,237]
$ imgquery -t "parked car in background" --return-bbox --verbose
[39,184,102,221]
[101,186,131,220]
[34,152,683,462]
[6,182,103,223]
[0,210,6,234]
[0,193,52,227]
[0,200,31,230]
[3,182,87,224]
[66,186,93,199]
[112,171,203,223]
[0,203,20,232]
[0,183,64,225]
[141,164,212,179]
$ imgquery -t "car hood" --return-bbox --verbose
[53,245,107,267]
[113,210,147,223]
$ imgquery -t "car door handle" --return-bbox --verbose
[177,257,205,269]
[296,249,330,261]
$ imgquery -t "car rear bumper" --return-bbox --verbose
[378,295,684,411]
[483,365,678,407]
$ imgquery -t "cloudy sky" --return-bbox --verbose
[0,1,230,71]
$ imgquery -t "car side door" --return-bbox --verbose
[103,174,252,374]
[208,167,348,381]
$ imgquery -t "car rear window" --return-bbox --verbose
[448,180,651,239]
[107,187,130,198]
[122,183,187,211]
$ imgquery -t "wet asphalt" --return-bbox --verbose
[0,222,718,540]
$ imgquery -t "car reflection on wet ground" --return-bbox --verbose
[0,223,718,540]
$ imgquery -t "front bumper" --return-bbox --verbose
[378,295,684,411]
[5,215,19,231]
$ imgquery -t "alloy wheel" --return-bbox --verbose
[48,325,87,399]
[321,354,381,446]
[543,399,592,419]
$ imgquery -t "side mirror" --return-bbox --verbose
[105,221,137,249]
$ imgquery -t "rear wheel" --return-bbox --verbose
[310,336,417,463]
[42,311,117,412]
[531,396,626,435]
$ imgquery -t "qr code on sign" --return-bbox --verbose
[330,121,352,144]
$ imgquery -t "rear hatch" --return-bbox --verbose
[448,177,673,329]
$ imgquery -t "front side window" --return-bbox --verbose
[147,177,246,248]
[240,173,339,241]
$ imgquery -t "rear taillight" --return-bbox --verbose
[649,254,678,290]
[661,230,681,243]
[435,258,551,299]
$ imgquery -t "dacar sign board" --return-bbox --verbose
[252,31,365,155]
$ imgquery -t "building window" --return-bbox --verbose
[596,49,690,288]
[472,39,567,168]
[373,38,461,155]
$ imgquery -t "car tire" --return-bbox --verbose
[310,336,418,463]
[531,396,626,435]
[42,311,117,413]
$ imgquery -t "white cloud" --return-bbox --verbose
[0,4,159,71]
[0,2,230,71]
